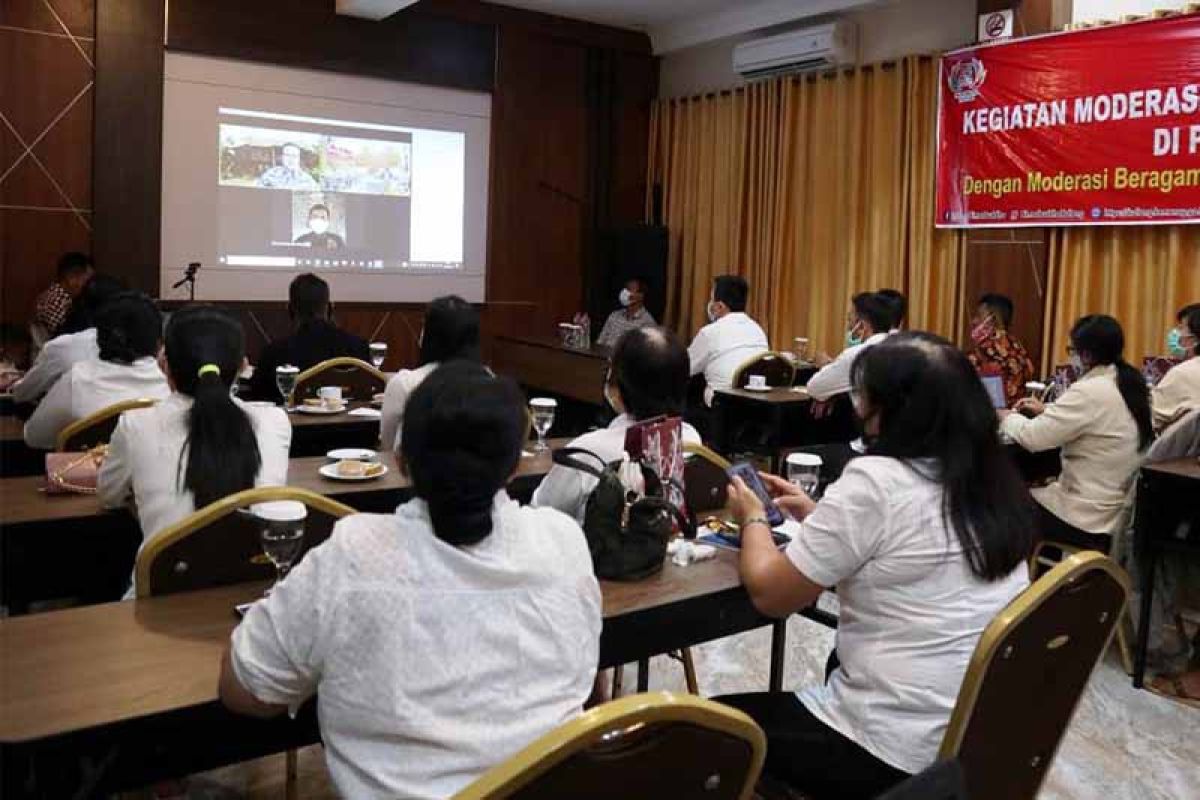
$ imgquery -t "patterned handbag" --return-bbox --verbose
[45,446,107,495]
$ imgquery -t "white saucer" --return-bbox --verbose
[327,448,377,461]
[743,384,772,392]
[319,462,388,481]
[296,404,348,415]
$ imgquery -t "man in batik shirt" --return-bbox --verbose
[967,293,1035,408]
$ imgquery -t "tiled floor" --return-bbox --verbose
[191,616,1198,798]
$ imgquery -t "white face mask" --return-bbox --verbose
[619,288,633,308]
[706,301,719,323]
[603,375,622,414]
[1069,353,1086,374]
[310,218,330,234]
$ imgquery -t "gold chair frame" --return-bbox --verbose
[290,357,387,403]
[730,351,796,390]
[55,397,158,452]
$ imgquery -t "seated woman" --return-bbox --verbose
[98,305,291,594]
[219,362,602,798]
[1001,314,1153,550]
[380,295,480,452]
[719,332,1033,799]
[23,291,170,449]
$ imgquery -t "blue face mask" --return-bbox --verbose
[1167,327,1187,358]
[845,321,864,348]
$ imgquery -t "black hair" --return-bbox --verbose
[1185,308,1200,356]
[626,277,647,293]
[1069,315,1153,450]
[876,288,907,329]
[978,293,1016,328]
[712,275,749,312]
[56,251,93,279]
[95,292,162,364]
[610,326,689,419]
[1175,303,1199,322]
[308,204,330,217]
[288,273,330,321]
[850,292,892,334]
[419,295,481,366]
[401,361,525,546]
[60,274,127,335]
[165,306,261,509]
[850,332,1033,580]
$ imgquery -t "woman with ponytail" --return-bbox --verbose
[99,306,291,593]
[1001,314,1152,549]
[219,361,601,799]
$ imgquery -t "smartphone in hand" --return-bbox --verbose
[726,462,786,528]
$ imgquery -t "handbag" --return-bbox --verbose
[552,447,694,581]
[45,446,107,495]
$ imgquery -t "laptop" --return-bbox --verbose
[981,374,1006,409]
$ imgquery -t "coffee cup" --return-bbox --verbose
[318,386,343,408]
[748,375,767,390]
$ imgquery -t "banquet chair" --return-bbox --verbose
[731,352,796,390]
[454,692,765,800]
[938,552,1129,800]
[55,397,158,452]
[291,357,386,403]
[683,441,731,515]
[134,486,354,599]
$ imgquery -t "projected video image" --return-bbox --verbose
[291,193,347,250]
[219,124,412,196]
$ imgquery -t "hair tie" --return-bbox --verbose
[197,364,221,378]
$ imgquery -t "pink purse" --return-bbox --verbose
[45,446,107,495]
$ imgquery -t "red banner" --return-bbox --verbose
[936,15,1200,228]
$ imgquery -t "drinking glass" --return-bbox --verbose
[793,337,810,364]
[275,365,299,408]
[369,342,388,369]
[529,397,557,452]
[786,452,823,498]
[252,501,307,595]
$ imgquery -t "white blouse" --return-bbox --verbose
[11,327,99,404]
[786,456,1028,774]
[379,362,438,453]
[230,493,601,799]
[98,393,292,560]
[23,356,170,450]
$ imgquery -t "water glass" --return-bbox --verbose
[369,342,388,369]
[252,501,307,595]
[793,337,810,364]
[529,397,557,452]
[786,452,823,498]
[275,365,299,407]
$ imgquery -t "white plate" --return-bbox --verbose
[743,384,772,392]
[327,448,377,461]
[318,462,388,481]
[295,404,348,415]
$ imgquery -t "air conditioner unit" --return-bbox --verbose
[733,22,858,80]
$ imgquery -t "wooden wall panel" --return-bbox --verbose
[0,0,95,332]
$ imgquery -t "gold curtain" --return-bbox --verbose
[1044,226,1200,374]
[648,56,964,355]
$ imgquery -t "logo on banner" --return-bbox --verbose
[948,58,987,103]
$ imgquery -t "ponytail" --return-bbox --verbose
[165,307,262,508]
[1113,359,1153,450]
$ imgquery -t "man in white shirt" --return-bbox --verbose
[534,326,701,523]
[806,292,893,402]
[23,292,170,450]
[1153,306,1200,431]
[687,275,769,406]
[11,274,125,404]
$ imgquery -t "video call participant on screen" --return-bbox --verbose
[293,204,345,251]
[596,278,655,348]
[257,143,318,190]
[247,273,370,400]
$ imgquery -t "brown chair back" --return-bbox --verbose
[938,552,1129,800]
[135,487,356,598]
[291,358,386,403]
[683,442,731,515]
[731,352,795,389]
[56,398,158,452]
[455,692,765,800]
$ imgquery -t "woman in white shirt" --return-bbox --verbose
[220,362,601,799]
[1153,306,1200,431]
[1001,314,1153,550]
[720,332,1033,799]
[23,291,170,449]
[98,306,291,589]
[380,295,480,451]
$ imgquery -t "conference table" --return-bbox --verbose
[711,385,811,468]
[0,550,786,796]
[0,442,567,613]
[490,335,610,406]
[0,415,43,478]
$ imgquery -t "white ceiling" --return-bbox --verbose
[489,0,883,53]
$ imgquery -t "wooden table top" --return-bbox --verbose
[0,440,567,528]
[0,548,745,743]
[286,403,381,428]
[494,334,611,361]
[715,386,811,404]
[1143,456,1200,481]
